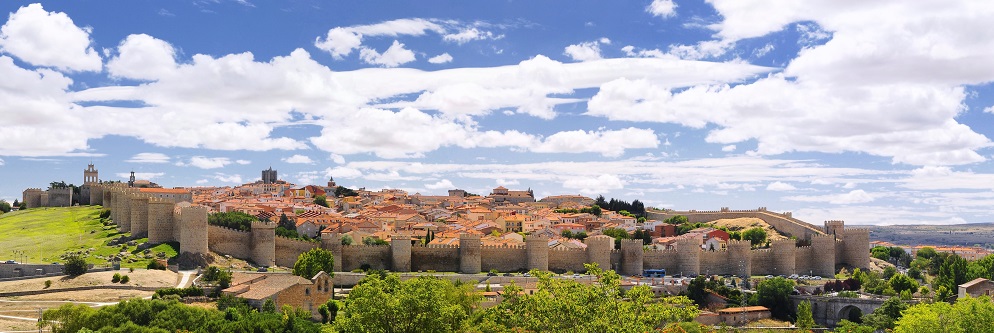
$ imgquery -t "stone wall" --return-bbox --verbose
[250,221,276,267]
[47,187,72,207]
[644,249,679,273]
[147,200,175,244]
[341,245,391,271]
[21,189,42,208]
[648,208,825,239]
[412,245,460,272]
[548,248,587,273]
[274,236,318,268]
[130,196,149,238]
[481,245,527,272]
[208,225,252,258]
[840,228,870,269]
[179,205,209,255]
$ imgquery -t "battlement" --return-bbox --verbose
[549,247,587,252]
[843,228,871,233]
[251,220,276,229]
[459,234,482,240]
[342,244,391,249]
[24,188,42,192]
[727,239,751,247]
[645,248,678,255]
[414,243,460,249]
[481,244,526,250]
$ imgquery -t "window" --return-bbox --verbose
[305,288,310,296]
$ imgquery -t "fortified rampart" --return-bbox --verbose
[648,207,825,240]
[30,184,868,274]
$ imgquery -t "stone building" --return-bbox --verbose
[222,271,334,320]
[262,167,278,184]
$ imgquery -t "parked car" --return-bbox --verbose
[789,274,799,279]
[503,273,513,277]
[487,272,497,276]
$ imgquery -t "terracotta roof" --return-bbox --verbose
[961,278,992,288]
[224,272,312,301]
[717,306,769,314]
[139,188,190,194]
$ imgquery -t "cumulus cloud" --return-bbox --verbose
[178,156,231,169]
[786,189,877,205]
[721,145,736,152]
[531,127,660,157]
[126,152,170,163]
[985,105,994,114]
[107,34,176,80]
[283,154,314,164]
[425,179,455,190]
[427,53,452,64]
[646,0,677,18]
[212,173,243,184]
[0,4,102,72]
[314,18,500,61]
[0,157,4,166]
[235,159,251,165]
[330,154,345,164]
[564,41,603,62]
[563,174,625,195]
[443,28,501,44]
[766,181,796,191]
[358,40,416,67]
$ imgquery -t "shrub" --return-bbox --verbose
[44,280,52,289]
[154,287,205,299]
[146,260,167,270]
[63,253,88,276]
[99,209,111,219]
[112,273,121,283]
[120,275,130,284]
[129,267,134,273]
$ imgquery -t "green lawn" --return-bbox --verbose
[0,206,177,268]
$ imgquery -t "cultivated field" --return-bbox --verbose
[857,223,994,248]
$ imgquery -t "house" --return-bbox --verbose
[959,278,994,298]
[222,271,334,320]
[717,306,772,326]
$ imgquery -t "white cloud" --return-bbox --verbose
[0,157,4,166]
[753,43,774,57]
[358,40,416,67]
[786,189,877,205]
[531,127,660,157]
[314,18,443,58]
[0,4,102,72]
[563,174,625,195]
[324,166,362,179]
[427,53,453,64]
[295,171,321,185]
[425,179,455,190]
[330,154,345,164]
[178,156,231,169]
[564,41,602,62]
[283,154,315,164]
[985,105,994,114]
[115,172,164,180]
[766,181,796,191]
[721,145,736,152]
[195,179,209,184]
[235,159,251,165]
[107,34,176,81]
[212,173,243,184]
[646,0,677,18]
[126,152,170,163]
[443,28,501,44]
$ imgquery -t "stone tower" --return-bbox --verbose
[147,199,175,244]
[810,234,836,277]
[771,239,797,276]
[391,236,412,272]
[251,220,277,267]
[727,239,752,277]
[824,220,845,239]
[584,235,613,272]
[459,234,482,274]
[841,228,871,270]
[321,233,343,272]
[676,238,701,276]
[130,196,150,238]
[262,167,277,184]
[620,239,644,276]
[327,176,336,188]
[526,235,549,271]
[128,171,136,188]
[179,205,209,255]
[84,163,98,184]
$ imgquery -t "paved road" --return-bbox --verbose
[176,270,196,288]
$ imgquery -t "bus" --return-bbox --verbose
[643,269,666,277]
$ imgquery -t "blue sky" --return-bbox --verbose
[2,0,994,225]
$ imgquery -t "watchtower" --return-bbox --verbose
[251,220,277,267]
[179,205,209,256]
[810,234,836,277]
[83,163,98,184]
[771,239,797,276]
[321,233,343,272]
[824,220,845,239]
[584,235,613,271]
[459,234,482,274]
[130,196,150,238]
[620,239,644,276]
[391,236,412,272]
[526,235,549,271]
[727,239,752,277]
[676,238,701,276]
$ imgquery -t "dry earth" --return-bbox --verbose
[0,269,178,293]
[709,218,788,241]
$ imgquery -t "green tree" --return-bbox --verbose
[63,253,88,276]
[473,263,698,332]
[335,274,479,333]
[882,266,897,280]
[916,247,937,260]
[292,248,335,279]
[262,298,277,313]
[833,320,875,333]
[0,200,11,213]
[861,297,908,331]
[756,277,795,320]
[933,254,968,294]
[207,211,258,231]
[796,300,814,330]
[363,237,389,245]
[340,234,354,245]
[39,303,95,333]
[888,273,919,295]
[742,227,768,247]
[313,194,329,207]
[277,213,294,230]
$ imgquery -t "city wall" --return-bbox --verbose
[648,207,825,240]
[62,185,868,275]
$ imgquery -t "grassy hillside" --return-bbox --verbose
[0,206,177,268]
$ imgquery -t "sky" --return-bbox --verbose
[1,0,993,226]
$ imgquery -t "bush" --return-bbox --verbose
[146,260,167,270]
[120,275,130,284]
[99,209,111,219]
[112,273,121,283]
[44,280,52,289]
[63,253,88,276]
[154,287,205,299]
[129,267,134,273]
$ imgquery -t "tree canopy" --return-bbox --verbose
[756,277,795,320]
[292,247,335,279]
[207,211,258,231]
[741,227,768,247]
[335,274,478,333]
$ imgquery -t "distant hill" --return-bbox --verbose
[709,218,787,241]
[855,223,994,248]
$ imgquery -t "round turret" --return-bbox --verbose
[130,196,150,238]
[676,238,701,276]
[179,205,209,256]
[620,239,644,276]
[459,234,482,274]
[321,233,343,272]
[584,235,613,271]
[726,239,752,277]
[526,235,549,271]
[147,200,175,244]
[391,236,412,272]
[771,239,797,276]
[250,220,276,267]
